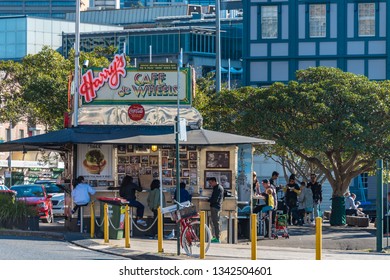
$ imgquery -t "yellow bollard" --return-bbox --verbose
[315,217,322,260]
[125,205,130,248]
[158,207,163,253]
[104,203,109,243]
[251,214,257,260]
[200,211,205,259]
[90,202,95,238]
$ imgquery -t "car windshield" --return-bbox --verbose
[40,183,64,194]
[12,186,44,198]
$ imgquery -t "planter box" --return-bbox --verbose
[346,215,369,227]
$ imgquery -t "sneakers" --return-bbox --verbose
[136,219,147,226]
[211,237,220,243]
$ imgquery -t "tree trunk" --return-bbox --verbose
[330,196,346,226]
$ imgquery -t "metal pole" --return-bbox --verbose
[7,121,12,187]
[149,45,152,63]
[228,58,231,90]
[73,0,80,127]
[90,202,95,238]
[251,213,257,260]
[215,0,221,93]
[176,48,183,255]
[125,205,130,248]
[376,159,383,252]
[200,211,205,259]
[315,217,322,260]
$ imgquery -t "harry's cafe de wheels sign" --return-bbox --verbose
[78,54,193,120]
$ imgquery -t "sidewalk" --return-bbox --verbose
[1,220,389,260]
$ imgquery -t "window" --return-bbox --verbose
[19,129,24,139]
[309,4,326,38]
[358,3,375,37]
[261,6,278,39]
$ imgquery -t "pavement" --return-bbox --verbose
[1,219,390,260]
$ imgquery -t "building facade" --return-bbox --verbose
[243,0,389,86]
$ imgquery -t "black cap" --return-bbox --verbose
[262,179,270,184]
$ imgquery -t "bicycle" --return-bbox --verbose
[169,200,212,256]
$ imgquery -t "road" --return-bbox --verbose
[0,235,128,260]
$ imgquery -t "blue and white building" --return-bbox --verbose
[243,0,388,86]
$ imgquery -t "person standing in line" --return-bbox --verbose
[298,181,314,225]
[283,174,300,225]
[71,176,96,225]
[308,173,322,220]
[147,179,166,238]
[208,177,224,243]
[119,175,147,226]
[269,171,279,225]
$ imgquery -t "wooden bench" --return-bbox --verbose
[346,215,369,227]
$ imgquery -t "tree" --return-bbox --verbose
[194,67,390,225]
[238,67,390,225]
[0,60,26,125]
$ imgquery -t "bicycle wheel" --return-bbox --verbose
[182,221,212,257]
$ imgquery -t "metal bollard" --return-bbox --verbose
[315,217,322,260]
[158,207,163,253]
[90,202,95,238]
[104,203,109,243]
[251,213,257,260]
[200,211,205,259]
[125,205,130,248]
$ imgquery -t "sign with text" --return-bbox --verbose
[77,144,113,180]
[79,54,192,106]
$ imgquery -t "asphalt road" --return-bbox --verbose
[0,235,128,260]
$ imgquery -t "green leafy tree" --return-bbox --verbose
[194,67,390,225]
[0,60,26,125]
[238,67,390,225]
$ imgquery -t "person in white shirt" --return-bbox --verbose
[71,176,96,224]
[345,192,365,217]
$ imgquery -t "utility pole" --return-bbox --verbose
[73,0,81,127]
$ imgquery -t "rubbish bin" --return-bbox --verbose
[97,197,128,240]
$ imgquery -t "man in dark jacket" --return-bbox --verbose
[308,173,322,219]
[208,177,224,243]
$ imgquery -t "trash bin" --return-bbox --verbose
[97,197,128,240]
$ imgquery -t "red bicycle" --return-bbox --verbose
[171,200,212,256]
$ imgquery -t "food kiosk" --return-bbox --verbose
[0,55,274,243]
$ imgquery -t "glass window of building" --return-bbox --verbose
[358,3,375,37]
[19,129,24,139]
[261,6,278,39]
[309,4,326,38]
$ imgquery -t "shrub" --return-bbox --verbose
[0,195,37,229]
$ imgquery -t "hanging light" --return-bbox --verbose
[151,145,158,152]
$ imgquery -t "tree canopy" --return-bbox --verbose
[195,67,390,196]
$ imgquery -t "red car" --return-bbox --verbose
[0,185,17,197]
[10,184,54,223]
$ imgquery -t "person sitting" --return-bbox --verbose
[174,182,192,203]
[345,192,365,217]
[119,175,147,226]
[71,176,96,225]
[253,179,274,214]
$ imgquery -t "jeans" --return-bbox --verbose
[313,202,321,219]
[128,199,144,219]
[210,207,221,239]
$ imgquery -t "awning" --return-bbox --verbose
[0,125,274,152]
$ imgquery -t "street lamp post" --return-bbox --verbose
[215,0,221,93]
[73,0,81,127]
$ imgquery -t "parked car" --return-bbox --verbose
[0,185,17,197]
[35,180,69,195]
[10,184,54,223]
[51,193,65,217]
